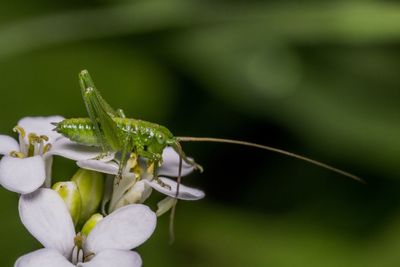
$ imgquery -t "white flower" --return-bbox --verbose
[0,116,103,194]
[77,147,205,213]
[16,188,156,267]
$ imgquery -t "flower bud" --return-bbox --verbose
[52,181,82,226]
[72,169,104,226]
[81,213,103,237]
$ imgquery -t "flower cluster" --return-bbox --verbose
[0,116,205,267]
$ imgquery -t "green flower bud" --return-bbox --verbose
[81,213,103,237]
[72,169,104,227]
[52,181,82,226]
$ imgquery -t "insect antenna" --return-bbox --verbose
[176,137,364,183]
[168,141,184,244]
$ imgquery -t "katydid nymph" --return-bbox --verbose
[53,70,363,239]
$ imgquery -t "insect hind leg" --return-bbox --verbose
[79,71,121,151]
[79,70,118,117]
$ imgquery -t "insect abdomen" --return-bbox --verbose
[55,118,101,146]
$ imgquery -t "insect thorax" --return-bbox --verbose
[114,118,175,155]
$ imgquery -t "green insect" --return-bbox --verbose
[54,70,362,240]
[54,70,363,185]
[54,70,201,180]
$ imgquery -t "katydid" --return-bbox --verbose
[54,70,362,184]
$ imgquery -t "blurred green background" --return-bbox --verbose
[1,0,400,266]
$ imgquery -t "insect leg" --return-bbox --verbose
[136,148,165,183]
[80,88,108,152]
[79,70,119,118]
[115,131,133,185]
[79,72,121,151]
[137,148,162,164]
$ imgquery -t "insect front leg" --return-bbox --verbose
[135,144,163,164]
[136,147,165,181]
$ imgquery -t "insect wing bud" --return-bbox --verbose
[52,181,82,226]
[81,213,104,237]
[71,168,104,226]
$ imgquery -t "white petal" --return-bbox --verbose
[85,204,156,254]
[145,178,205,200]
[0,155,46,194]
[15,248,74,267]
[0,135,19,155]
[158,147,194,177]
[77,159,118,175]
[49,138,105,161]
[77,250,142,267]
[18,116,65,144]
[19,189,75,258]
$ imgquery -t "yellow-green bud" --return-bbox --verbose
[72,169,104,226]
[81,213,103,237]
[52,181,82,226]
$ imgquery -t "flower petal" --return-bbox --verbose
[77,159,118,175]
[19,189,75,258]
[0,155,46,194]
[158,147,194,177]
[18,116,65,144]
[15,248,74,267]
[49,138,106,161]
[77,250,142,267]
[85,204,156,254]
[145,178,205,200]
[0,135,19,155]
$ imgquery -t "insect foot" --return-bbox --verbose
[156,178,172,191]
[94,152,114,161]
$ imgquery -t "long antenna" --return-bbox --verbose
[176,137,364,183]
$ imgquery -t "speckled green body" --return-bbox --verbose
[55,117,176,160]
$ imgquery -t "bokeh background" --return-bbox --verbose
[1,0,400,266]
